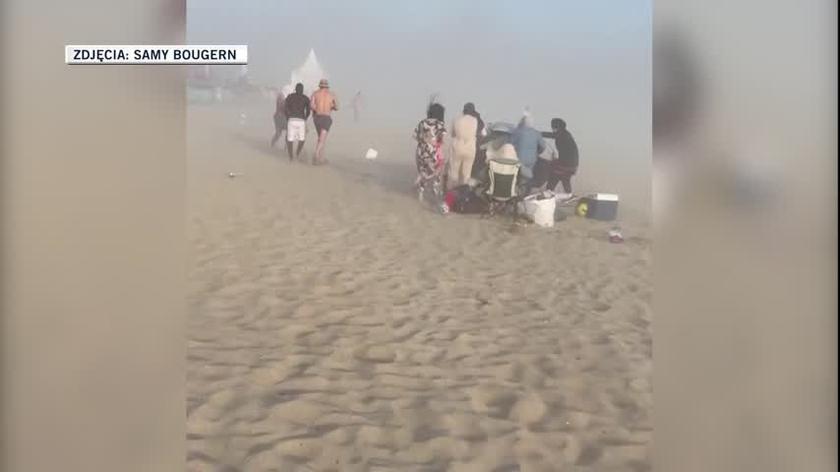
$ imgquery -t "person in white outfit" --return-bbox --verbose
[448,103,485,188]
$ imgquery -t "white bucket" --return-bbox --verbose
[522,192,556,228]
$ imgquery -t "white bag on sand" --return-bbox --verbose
[365,148,378,160]
[522,192,556,228]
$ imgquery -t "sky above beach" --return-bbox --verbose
[188,0,651,186]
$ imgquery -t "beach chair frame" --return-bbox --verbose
[485,158,522,218]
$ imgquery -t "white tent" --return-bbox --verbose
[287,49,327,96]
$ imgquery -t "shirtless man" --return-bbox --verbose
[310,79,338,165]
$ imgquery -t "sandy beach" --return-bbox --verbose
[186,103,652,471]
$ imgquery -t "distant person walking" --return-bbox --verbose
[533,117,579,193]
[310,79,338,165]
[269,89,287,148]
[449,103,486,187]
[283,83,310,161]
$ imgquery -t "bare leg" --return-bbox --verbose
[286,141,295,161]
[271,124,284,148]
[296,141,305,159]
[315,130,329,164]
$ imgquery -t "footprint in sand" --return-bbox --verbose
[357,425,396,448]
[558,410,592,431]
[443,413,487,441]
[323,427,353,445]
[468,385,518,418]
[354,345,396,363]
[250,363,296,387]
[272,437,323,463]
[593,301,612,312]
[266,398,326,424]
[563,434,604,466]
[628,377,650,393]
[509,393,549,426]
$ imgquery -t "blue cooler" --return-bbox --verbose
[576,193,619,221]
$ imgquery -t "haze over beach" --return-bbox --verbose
[187,1,652,470]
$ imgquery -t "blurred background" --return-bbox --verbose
[653,1,837,471]
[2,1,186,471]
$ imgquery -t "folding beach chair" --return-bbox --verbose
[485,158,522,217]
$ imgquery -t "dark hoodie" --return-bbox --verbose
[550,118,579,168]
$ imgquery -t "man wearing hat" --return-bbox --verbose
[310,78,339,165]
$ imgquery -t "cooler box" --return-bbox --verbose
[576,193,619,221]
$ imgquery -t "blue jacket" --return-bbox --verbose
[511,125,546,178]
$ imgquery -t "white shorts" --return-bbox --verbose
[286,118,306,142]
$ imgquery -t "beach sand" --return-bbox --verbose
[187,103,652,471]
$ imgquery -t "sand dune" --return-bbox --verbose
[187,105,651,471]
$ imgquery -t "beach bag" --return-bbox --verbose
[444,189,458,209]
[522,191,556,227]
[446,185,488,214]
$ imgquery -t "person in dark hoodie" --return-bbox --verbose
[533,117,579,193]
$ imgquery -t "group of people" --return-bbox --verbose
[413,101,579,202]
[413,102,487,192]
[270,79,338,165]
[269,85,578,203]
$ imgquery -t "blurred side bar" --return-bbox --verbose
[1,1,186,471]
[654,1,837,471]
